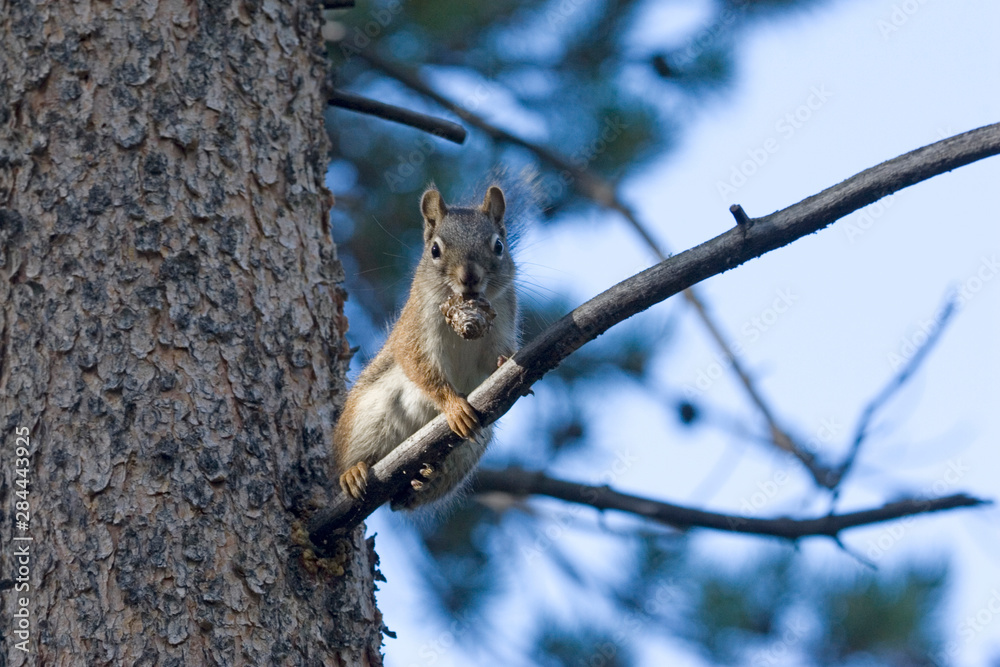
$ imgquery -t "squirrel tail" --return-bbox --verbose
[462,164,545,251]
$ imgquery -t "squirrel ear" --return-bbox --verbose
[421,188,447,238]
[481,186,505,228]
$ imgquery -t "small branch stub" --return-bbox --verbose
[730,203,752,227]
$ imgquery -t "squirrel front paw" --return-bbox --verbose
[339,460,370,499]
[444,395,479,438]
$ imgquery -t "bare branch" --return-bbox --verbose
[471,467,989,539]
[322,0,355,9]
[309,123,1000,548]
[328,89,467,144]
[830,297,959,492]
[358,49,820,484]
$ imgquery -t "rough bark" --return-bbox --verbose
[0,1,381,665]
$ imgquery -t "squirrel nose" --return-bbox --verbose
[457,264,484,293]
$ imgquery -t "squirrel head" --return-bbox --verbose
[419,186,514,300]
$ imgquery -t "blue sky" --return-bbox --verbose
[352,0,1000,664]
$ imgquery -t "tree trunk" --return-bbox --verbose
[0,1,382,664]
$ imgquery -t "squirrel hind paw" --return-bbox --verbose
[339,460,371,499]
[405,464,436,494]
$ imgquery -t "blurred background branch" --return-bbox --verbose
[328,88,468,144]
[829,297,959,495]
[472,467,988,539]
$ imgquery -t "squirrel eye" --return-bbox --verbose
[493,237,503,256]
[431,242,441,259]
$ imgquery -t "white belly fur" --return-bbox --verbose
[342,363,437,467]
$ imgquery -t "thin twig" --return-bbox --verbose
[830,297,959,492]
[328,89,467,144]
[307,123,1000,546]
[471,467,988,539]
[832,535,878,570]
[680,278,837,484]
[358,49,824,485]
[322,0,355,9]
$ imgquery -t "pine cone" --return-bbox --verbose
[440,293,497,340]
